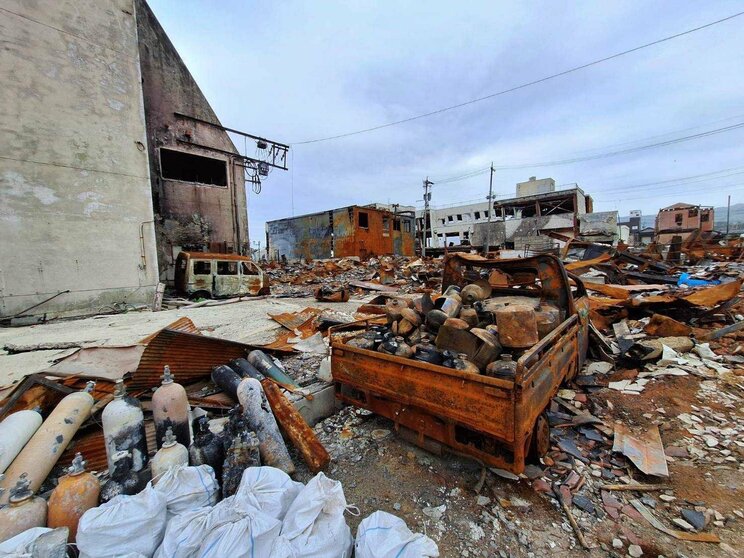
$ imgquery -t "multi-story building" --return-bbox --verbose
[0,0,256,319]
[655,203,714,245]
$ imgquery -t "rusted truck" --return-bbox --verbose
[331,254,590,474]
[175,252,270,299]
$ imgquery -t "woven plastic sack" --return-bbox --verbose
[153,464,218,519]
[234,466,303,520]
[355,511,439,557]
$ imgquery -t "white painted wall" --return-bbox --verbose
[0,0,159,318]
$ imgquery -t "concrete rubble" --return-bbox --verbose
[0,247,743,557]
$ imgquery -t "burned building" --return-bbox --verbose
[0,0,262,319]
[470,179,618,252]
[655,203,714,245]
[266,205,415,261]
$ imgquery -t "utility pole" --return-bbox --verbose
[483,162,495,256]
[422,177,433,257]
[726,194,731,238]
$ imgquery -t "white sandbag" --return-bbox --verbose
[0,527,68,557]
[154,507,212,558]
[235,466,303,520]
[153,464,219,519]
[196,506,281,558]
[278,472,353,558]
[355,511,439,558]
[77,483,167,558]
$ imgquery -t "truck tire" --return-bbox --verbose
[190,290,211,301]
[529,414,551,459]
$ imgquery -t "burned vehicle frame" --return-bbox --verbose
[331,254,590,473]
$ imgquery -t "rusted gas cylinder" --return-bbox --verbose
[246,350,297,388]
[189,416,225,482]
[102,380,148,473]
[211,364,243,401]
[47,453,100,542]
[494,305,539,348]
[236,378,295,474]
[0,408,42,474]
[0,383,95,505]
[151,427,189,482]
[0,474,47,543]
[221,431,261,497]
[152,366,191,450]
[460,282,492,305]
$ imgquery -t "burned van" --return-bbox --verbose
[175,252,270,298]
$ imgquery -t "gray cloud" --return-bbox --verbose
[147,0,744,244]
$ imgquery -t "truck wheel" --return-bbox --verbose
[190,290,211,301]
[530,414,551,459]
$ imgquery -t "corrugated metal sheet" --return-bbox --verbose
[130,329,249,390]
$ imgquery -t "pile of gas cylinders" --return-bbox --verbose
[345,280,564,378]
[0,351,301,546]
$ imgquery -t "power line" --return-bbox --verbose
[429,120,744,185]
[292,11,744,145]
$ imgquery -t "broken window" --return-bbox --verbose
[403,220,411,233]
[217,261,238,275]
[474,211,481,219]
[447,215,454,222]
[456,214,463,221]
[382,215,390,236]
[358,212,369,228]
[241,262,257,275]
[193,260,211,275]
[160,148,228,186]
[675,213,684,226]
[393,219,401,231]
[688,209,698,218]
[440,219,446,225]
[701,212,710,223]
[484,210,489,218]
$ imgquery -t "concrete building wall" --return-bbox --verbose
[655,204,714,244]
[0,0,159,318]
[516,176,555,198]
[135,0,248,280]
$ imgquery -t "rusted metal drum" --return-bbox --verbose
[102,380,148,473]
[0,409,42,474]
[495,305,539,348]
[47,453,100,542]
[0,383,95,505]
[152,366,191,450]
[0,474,47,543]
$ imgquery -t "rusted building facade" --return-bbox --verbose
[266,205,415,261]
[655,203,714,245]
[135,0,248,282]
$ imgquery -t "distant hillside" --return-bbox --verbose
[621,203,744,231]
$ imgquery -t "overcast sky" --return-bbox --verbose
[147,1,744,246]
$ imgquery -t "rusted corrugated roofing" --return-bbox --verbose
[129,329,249,390]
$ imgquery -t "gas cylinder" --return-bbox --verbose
[247,350,297,388]
[485,354,518,380]
[189,416,225,482]
[0,409,42,474]
[100,451,142,503]
[236,378,295,474]
[0,474,47,543]
[211,364,243,401]
[151,427,189,482]
[102,380,148,473]
[47,453,100,542]
[152,366,191,450]
[0,383,95,505]
[221,431,261,497]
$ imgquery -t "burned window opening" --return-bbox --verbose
[393,218,401,231]
[193,260,211,275]
[358,211,369,228]
[216,261,238,275]
[403,220,411,233]
[160,148,228,186]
